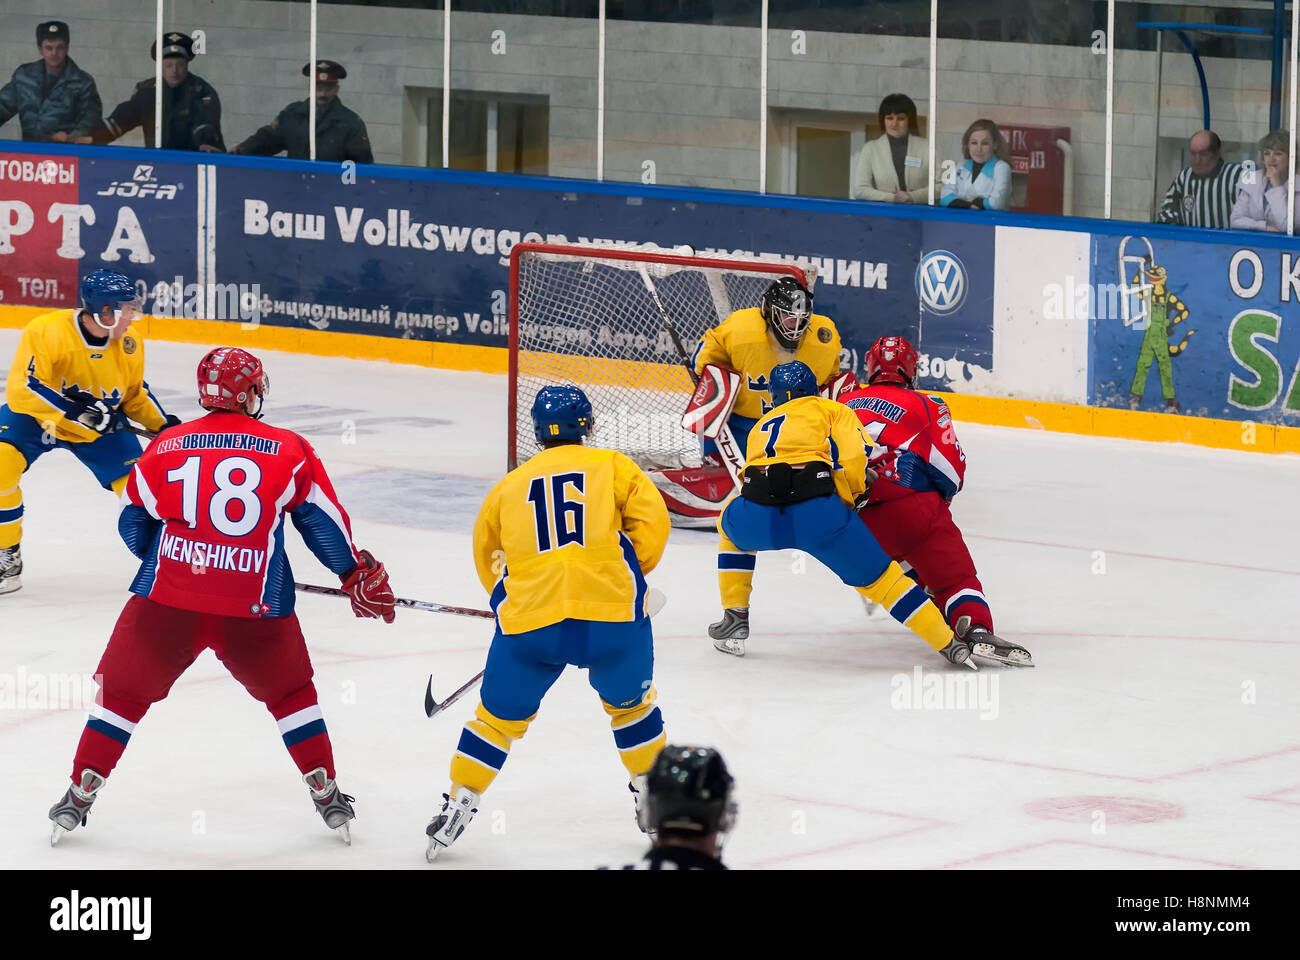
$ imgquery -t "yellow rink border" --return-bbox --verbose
[4,306,1298,455]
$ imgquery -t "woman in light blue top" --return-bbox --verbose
[940,119,1012,211]
[1230,129,1300,233]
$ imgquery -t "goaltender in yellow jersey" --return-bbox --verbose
[0,270,177,595]
[426,385,671,861]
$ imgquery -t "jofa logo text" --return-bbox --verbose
[95,164,180,200]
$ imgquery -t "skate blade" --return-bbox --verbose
[426,837,444,863]
[334,823,352,845]
[50,823,68,846]
[0,578,22,595]
[971,644,1034,667]
[712,637,746,657]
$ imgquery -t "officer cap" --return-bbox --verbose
[303,60,347,83]
[37,21,70,44]
[152,31,195,61]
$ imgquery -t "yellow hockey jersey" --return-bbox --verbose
[694,307,842,419]
[745,395,873,508]
[473,443,671,634]
[5,310,168,444]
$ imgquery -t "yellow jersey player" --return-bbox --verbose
[0,269,177,594]
[712,360,973,666]
[688,277,848,644]
[425,385,671,861]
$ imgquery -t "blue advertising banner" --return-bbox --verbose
[211,164,995,380]
[1091,231,1300,424]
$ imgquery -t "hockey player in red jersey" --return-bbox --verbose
[47,346,397,846]
[839,336,1031,667]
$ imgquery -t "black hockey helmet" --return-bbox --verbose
[644,745,737,837]
[761,276,813,351]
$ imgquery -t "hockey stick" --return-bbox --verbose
[635,263,746,491]
[125,424,157,440]
[294,582,495,620]
[422,587,668,719]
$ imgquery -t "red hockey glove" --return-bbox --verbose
[341,549,396,623]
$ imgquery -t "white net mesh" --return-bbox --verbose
[510,244,815,469]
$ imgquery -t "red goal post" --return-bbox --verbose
[508,242,818,471]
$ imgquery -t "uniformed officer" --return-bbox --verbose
[81,32,224,152]
[232,60,373,164]
[0,21,102,142]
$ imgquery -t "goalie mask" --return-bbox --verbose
[761,277,813,351]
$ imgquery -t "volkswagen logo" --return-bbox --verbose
[915,250,967,315]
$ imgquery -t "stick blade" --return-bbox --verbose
[424,675,440,718]
[645,587,667,618]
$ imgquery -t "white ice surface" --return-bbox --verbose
[1,331,1298,870]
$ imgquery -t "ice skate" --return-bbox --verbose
[303,767,356,844]
[709,608,748,657]
[425,786,479,862]
[630,775,656,837]
[0,544,22,595]
[49,768,104,845]
[938,635,977,669]
[956,616,1034,667]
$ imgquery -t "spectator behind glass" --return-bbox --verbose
[940,119,1012,211]
[1156,130,1242,229]
[1230,129,1300,233]
[0,20,102,142]
[851,93,931,204]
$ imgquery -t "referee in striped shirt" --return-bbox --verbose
[1157,130,1244,228]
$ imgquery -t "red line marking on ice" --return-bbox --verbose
[1248,784,1300,807]
[961,743,1300,783]
[740,793,952,868]
[967,533,1300,577]
[936,838,1254,870]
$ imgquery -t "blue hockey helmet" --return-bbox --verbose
[769,360,818,407]
[80,269,138,325]
[531,385,594,444]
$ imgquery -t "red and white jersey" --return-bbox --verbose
[118,411,360,618]
[838,384,966,503]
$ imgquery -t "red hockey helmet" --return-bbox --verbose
[865,336,918,387]
[197,347,269,415]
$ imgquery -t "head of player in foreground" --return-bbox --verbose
[197,346,270,419]
[865,335,919,388]
[768,360,819,407]
[532,385,594,447]
[79,269,140,341]
[643,744,737,863]
[762,276,814,352]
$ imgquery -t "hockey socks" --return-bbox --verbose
[858,561,954,651]
[603,687,666,777]
[71,696,147,783]
[450,702,534,795]
[271,685,335,779]
[717,531,756,610]
[0,443,25,549]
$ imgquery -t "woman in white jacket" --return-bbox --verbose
[1230,129,1300,233]
[851,93,931,204]
[939,119,1012,211]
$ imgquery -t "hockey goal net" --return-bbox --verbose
[508,242,817,470]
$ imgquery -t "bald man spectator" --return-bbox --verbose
[1156,130,1244,229]
[0,21,102,142]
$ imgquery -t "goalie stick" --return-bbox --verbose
[635,262,746,491]
[423,587,668,718]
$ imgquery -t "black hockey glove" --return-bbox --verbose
[161,414,183,431]
[64,391,123,435]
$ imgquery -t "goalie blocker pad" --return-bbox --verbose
[820,370,859,402]
[682,363,742,439]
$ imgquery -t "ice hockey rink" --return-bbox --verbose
[1,331,1297,871]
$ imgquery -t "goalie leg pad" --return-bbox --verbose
[649,465,735,528]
